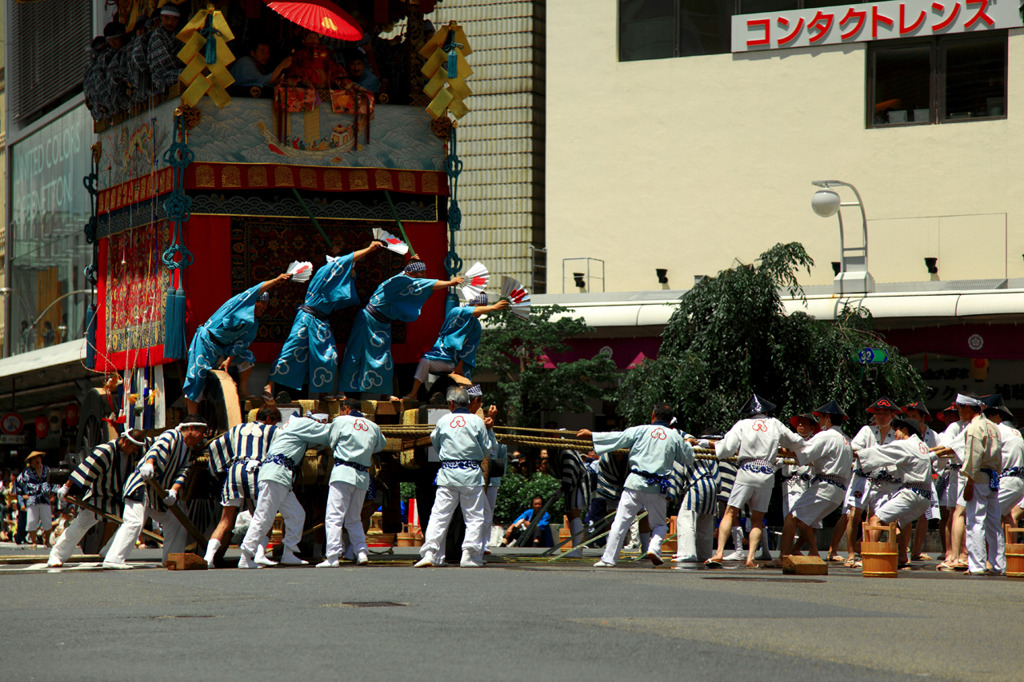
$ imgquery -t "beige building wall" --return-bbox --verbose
[546,0,1024,293]
[427,0,546,292]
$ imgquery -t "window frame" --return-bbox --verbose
[866,30,1007,129]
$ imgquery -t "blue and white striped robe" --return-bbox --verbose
[207,422,278,505]
[68,439,137,516]
[596,451,690,504]
[679,458,721,516]
[123,429,192,512]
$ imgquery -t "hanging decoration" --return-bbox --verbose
[160,111,195,360]
[176,4,236,109]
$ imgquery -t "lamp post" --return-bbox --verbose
[0,288,94,354]
[811,180,875,295]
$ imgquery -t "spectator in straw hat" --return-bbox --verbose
[17,452,55,548]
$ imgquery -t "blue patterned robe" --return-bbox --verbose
[339,274,436,393]
[183,283,263,402]
[271,254,358,391]
[17,466,53,506]
[421,305,482,378]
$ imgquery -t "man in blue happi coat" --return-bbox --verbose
[183,272,292,414]
[578,404,695,567]
[400,292,509,400]
[339,258,463,395]
[265,241,383,401]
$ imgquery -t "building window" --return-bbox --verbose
[618,1,868,61]
[869,32,1006,127]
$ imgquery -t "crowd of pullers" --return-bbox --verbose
[675,393,1019,575]
[14,386,1019,574]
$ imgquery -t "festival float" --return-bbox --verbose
[71,1,474,545]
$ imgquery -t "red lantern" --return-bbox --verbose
[34,415,49,440]
[64,403,80,428]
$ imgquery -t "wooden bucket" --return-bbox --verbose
[396,532,422,547]
[861,523,898,578]
[1005,526,1024,578]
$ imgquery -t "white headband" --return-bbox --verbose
[177,421,207,430]
[955,394,982,408]
[123,431,145,446]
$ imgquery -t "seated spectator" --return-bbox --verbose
[147,4,183,95]
[537,449,552,477]
[83,36,109,120]
[231,41,293,89]
[501,495,552,547]
[343,50,379,94]
[126,15,155,106]
[96,21,128,118]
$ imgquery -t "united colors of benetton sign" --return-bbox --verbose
[732,0,1021,52]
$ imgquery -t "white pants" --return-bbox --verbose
[602,488,667,565]
[482,486,498,552]
[49,510,103,564]
[324,481,367,561]
[240,480,306,557]
[105,495,187,564]
[420,485,487,563]
[676,509,714,562]
[414,358,456,384]
[965,480,1005,574]
[998,476,1024,516]
[26,503,52,534]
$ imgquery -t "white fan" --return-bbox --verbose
[500,275,531,320]
[286,260,314,283]
[372,227,409,255]
[460,262,489,302]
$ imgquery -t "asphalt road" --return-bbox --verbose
[1,545,1019,681]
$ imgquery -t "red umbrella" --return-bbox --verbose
[264,0,363,41]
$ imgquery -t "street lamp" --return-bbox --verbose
[811,180,875,295]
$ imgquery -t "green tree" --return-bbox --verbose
[477,305,619,427]
[492,472,561,525]
[616,242,926,433]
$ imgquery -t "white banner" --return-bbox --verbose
[732,0,1021,52]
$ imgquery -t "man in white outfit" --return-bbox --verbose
[777,402,852,564]
[318,399,386,567]
[935,394,1003,576]
[841,397,898,568]
[704,395,804,568]
[416,386,491,568]
[103,419,207,569]
[856,417,936,566]
[579,404,694,567]
[237,413,332,568]
[980,401,1024,526]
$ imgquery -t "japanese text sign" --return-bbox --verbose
[732,0,1021,52]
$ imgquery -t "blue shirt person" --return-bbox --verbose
[402,292,509,399]
[502,496,552,547]
[267,242,383,399]
[338,260,463,395]
[182,272,292,414]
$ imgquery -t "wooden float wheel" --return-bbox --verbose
[198,369,244,435]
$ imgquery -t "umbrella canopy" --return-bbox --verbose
[265,0,363,41]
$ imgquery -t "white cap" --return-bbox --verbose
[955,393,982,408]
